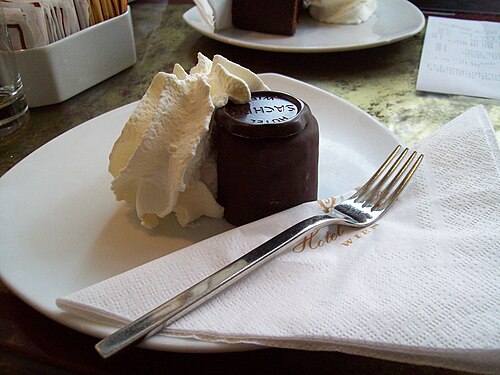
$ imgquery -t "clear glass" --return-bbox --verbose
[0,5,29,138]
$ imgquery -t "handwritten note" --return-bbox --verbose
[416,16,500,100]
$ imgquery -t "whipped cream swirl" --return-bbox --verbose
[307,0,377,24]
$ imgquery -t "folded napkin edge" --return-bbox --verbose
[56,298,129,328]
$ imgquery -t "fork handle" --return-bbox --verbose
[95,214,341,358]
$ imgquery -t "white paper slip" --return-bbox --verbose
[416,16,500,100]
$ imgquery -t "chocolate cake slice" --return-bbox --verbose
[232,0,301,36]
[215,91,319,226]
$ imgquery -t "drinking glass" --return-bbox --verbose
[0,5,29,138]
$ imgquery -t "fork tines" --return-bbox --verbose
[356,145,424,210]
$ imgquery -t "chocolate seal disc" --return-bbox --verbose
[215,91,307,138]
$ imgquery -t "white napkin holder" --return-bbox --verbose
[13,7,136,108]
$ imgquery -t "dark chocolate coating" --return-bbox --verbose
[216,93,319,226]
[231,0,300,36]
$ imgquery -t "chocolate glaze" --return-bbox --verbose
[215,91,319,226]
[231,0,301,36]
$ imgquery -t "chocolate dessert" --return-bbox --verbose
[231,0,301,36]
[215,91,319,226]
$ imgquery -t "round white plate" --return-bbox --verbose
[0,74,399,353]
[183,0,425,53]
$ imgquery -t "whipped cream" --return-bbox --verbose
[109,53,268,228]
[307,0,377,24]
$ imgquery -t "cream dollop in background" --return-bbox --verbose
[108,53,268,228]
[307,0,377,24]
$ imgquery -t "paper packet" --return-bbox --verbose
[0,0,128,49]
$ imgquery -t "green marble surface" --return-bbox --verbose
[0,2,498,177]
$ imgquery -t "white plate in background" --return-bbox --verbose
[183,0,424,53]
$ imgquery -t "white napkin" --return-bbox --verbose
[193,0,232,31]
[57,106,500,374]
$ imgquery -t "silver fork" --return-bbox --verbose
[95,145,423,358]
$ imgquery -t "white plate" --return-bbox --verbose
[0,74,399,353]
[183,0,425,53]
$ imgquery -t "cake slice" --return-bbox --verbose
[232,0,301,36]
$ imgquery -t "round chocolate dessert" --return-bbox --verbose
[215,91,319,226]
